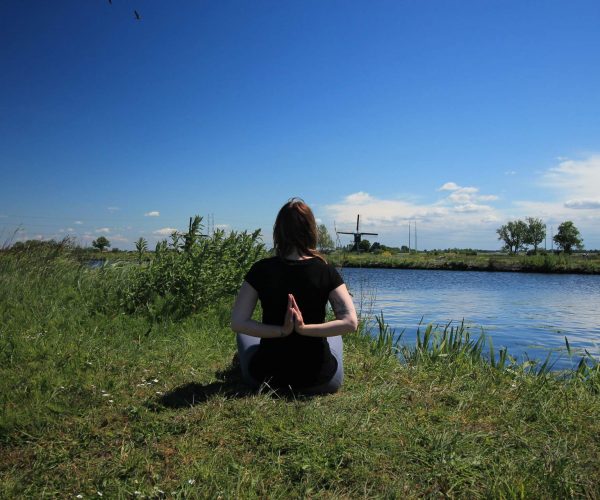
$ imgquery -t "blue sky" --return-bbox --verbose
[1,0,599,250]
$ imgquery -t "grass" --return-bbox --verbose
[2,250,600,498]
[329,250,600,274]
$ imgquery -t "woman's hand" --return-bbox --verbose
[290,295,306,334]
[280,294,295,336]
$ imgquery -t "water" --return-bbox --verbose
[86,259,106,269]
[341,267,600,370]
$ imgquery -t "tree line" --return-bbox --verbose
[497,218,584,254]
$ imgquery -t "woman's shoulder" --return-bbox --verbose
[319,260,344,285]
[249,256,280,270]
[245,257,281,288]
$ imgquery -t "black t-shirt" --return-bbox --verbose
[244,256,344,389]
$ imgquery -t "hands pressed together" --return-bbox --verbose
[281,294,306,337]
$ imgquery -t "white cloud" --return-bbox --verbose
[110,234,129,243]
[481,214,501,223]
[504,170,517,176]
[107,206,120,212]
[74,220,83,225]
[437,183,495,207]
[564,199,600,210]
[95,227,110,234]
[453,203,492,213]
[447,191,472,204]
[511,155,600,236]
[542,155,600,201]
[344,192,374,204]
[144,211,160,217]
[438,182,460,191]
[67,227,74,232]
[153,227,178,236]
[325,186,500,237]
[439,184,497,211]
[215,224,230,231]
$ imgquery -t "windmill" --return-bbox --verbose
[336,215,378,252]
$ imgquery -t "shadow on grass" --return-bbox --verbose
[152,359,253,409]
[152,357,325,409]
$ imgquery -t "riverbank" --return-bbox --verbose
[2,252,600,497]
[328,250,600,274]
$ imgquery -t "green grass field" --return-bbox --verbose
[2,250,600,498]
[328,250,600,274]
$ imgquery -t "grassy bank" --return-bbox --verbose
[2,251,600,498]
[328,250,600,274]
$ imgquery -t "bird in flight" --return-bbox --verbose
[134,10,141,20]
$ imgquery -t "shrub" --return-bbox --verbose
[118,216,265,319]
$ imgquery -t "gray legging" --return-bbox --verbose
[236,334,344,395]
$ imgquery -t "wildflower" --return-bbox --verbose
[76,495,83,499]
[97,493,103,497]
[188,479,195,485]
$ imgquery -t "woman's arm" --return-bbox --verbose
[230,281,295,339]
[292,284,358,338]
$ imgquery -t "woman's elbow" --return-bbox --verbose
[230,316,243,333]
[346,315,359,332]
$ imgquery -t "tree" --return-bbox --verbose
[496,220,527,254]
[135,237,148,264]
[359,239,371,252]
[92,236,110,252]
[553,221,583,253]
[316,224,334,252]
[523,217,546,253]
[370,241,382,252]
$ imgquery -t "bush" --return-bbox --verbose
[118,216,266,319]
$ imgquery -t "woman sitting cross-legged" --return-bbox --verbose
[230,198,358,395]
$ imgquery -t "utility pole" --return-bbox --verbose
[408,221,411,252]
[204,213,215,236]
[415,220,418,253]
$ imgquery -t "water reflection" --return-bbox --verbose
[342,268,600,370]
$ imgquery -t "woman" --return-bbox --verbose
[231,198,358,394]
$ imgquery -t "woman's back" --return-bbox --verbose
[244,256,343,388]
[245,256,343,326]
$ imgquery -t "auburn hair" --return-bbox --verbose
[273,198,326,262]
